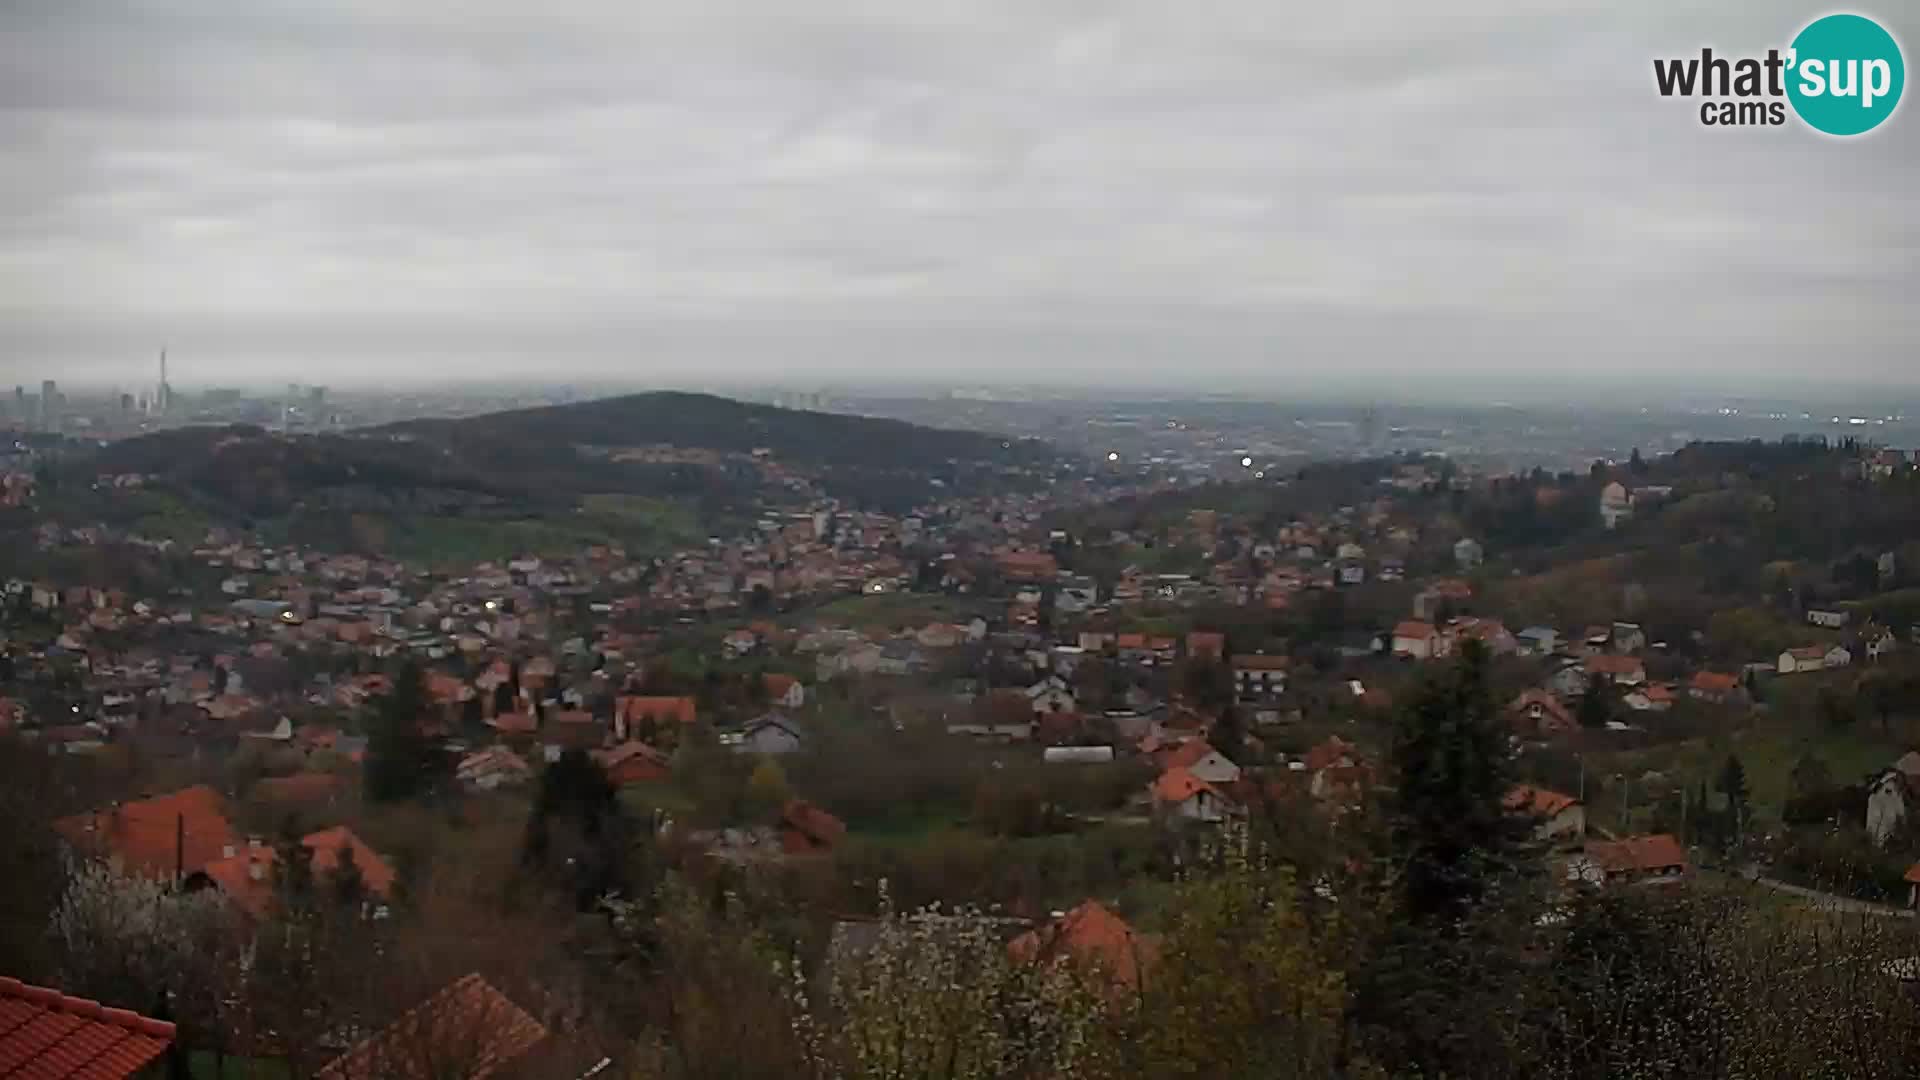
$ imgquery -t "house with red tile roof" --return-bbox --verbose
[594,742,671,787]
[1623,684,1677,712]
[1303,736,1360,773]
[763,673,805,709]
[1186,631,1226,662]
[424,672,470,709]
[779,799,846,855]
[1504,785,1585,843]
[1778,644,1852,675]
[485,711,537,736]
[315,973,546,1080]
[1391,620,1444,660]
[1445,617,1517,656]
[199,826,396,919]
[53,786,240,884]
[1008,901,1153,990]
[995,550,1059,582]
[1509,690,1577,738]
[1160,739,1241,785]
[1300,737,1374,807]
[1576,834,1689,886]
[614,696,697,739]
[1689,670,1742,703]
[455,747,534,792]
[1150,767,1234,823]
[0,974,177,1078]
[1584,654,1647,686]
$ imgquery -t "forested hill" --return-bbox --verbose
[378,391,1061,472]
[54,394,1069,550]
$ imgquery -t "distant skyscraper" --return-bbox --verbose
[154,348,172,416]
[39,379,58,432]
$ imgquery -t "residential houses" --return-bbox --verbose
[1229,654,1289,701]
[1573,834,1690,886]
[1778,645,1853,675]
[1505,785,1586,843]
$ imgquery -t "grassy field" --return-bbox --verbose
[578,493,707,547]
[1588,723,1903,823]
[375,516,610,566]
[364,495,705,567]
[618,784,697,823]
[808,592,994,632]
[122,489,217,544]
[847,805,971,842]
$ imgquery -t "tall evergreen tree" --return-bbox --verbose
[1717,753,1749,838]
[330,844,366,911]
[1390,641,1526,923]
[1577,673,1614,729]
[1353,640,1536,1075]
[522,748,636,912]
[364,659,445,803]
[1210,706,1248,766]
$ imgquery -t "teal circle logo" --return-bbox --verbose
[1786,14,1905,136]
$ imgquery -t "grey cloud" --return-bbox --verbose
[1,0,1915,388]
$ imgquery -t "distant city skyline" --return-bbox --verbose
[3,2,1916,387]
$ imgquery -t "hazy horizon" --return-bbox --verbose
[4,2,1916,387]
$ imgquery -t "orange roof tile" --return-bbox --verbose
[1304,736,1359,772]
[425,672,468,706]
[1585,654,1644,676]
[1510,689,1576,733]
[1151,766,1215,804]
[1691,671,1740,693]
[315,973,545,1080]
[304,826,397,900]
[1504,785,1579,818]
[616,695,697,727]
[1392,620,1436,640]
[780,799,846,853]
[0,975,176,1078]
[1587,834,1688,874]
[1186,632,1226,658]
[201,828,396,918]
[1163,739,1221,772]
[52,786,239,882]
[1008,901,1152,989]
[486,712,537,735]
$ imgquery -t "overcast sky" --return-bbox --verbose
[3,1,1915,391]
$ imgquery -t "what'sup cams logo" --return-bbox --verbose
[1654,12,1905,135]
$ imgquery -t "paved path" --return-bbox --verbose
[1737,868,1916,918]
